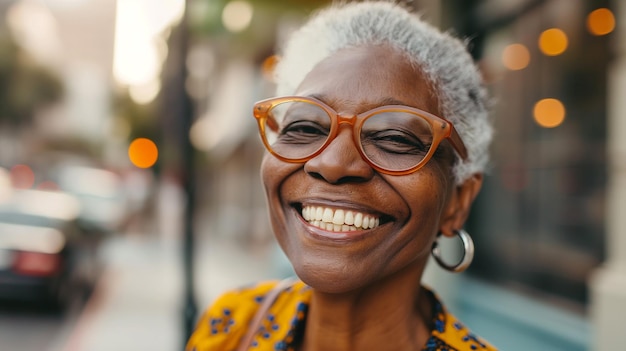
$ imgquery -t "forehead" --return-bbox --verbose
[294,44,440,115]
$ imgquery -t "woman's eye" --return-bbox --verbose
[279,121,328,143]
[365,130,430,155]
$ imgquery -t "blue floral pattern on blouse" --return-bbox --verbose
[187,280,497,351]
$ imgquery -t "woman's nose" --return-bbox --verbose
[303,128,375,184]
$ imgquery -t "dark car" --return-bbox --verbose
[0,189,102,310]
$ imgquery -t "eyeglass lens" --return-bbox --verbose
[262,100,435,172]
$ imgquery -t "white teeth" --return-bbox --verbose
[332,210,344,225]
[354,213,363,228]
[322,208,333,222]
[315,207,323,221]
[301,205,381,232]
[345,211,354,225]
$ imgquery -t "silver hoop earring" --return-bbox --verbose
[431,229,474,273]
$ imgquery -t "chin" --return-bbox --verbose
[291,258,374,294]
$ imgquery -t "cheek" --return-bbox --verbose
[261,154,304,196]
[421,161,454,212]
[260,155,275,194]
[402,168,452,231]
[260,155,299,240]
[260,155,285,224]
[260,155,293,197]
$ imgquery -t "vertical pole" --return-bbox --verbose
[165,0,198,346]
[157,1,197,345]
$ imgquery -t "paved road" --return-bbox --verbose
[0,228,282,351]
[0,300,81,351]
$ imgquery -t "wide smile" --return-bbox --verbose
[292,200,395,238]
[301,205,380,232]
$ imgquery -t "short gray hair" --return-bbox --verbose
[274,1,492,183]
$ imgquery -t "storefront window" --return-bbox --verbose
[466,0,612,306]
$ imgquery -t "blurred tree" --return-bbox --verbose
[0,32,64,128]
[112,90,160,143]
[187,0,331,59]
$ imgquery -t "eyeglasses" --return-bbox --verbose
[252,96,468,176]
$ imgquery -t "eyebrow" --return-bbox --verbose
[375,97,411,106]
[307,94,411,109]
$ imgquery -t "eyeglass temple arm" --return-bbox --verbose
[448,126,468,161]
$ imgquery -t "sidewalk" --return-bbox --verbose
[56,230,279,351]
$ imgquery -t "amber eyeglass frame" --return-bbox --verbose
[252,96,468,176]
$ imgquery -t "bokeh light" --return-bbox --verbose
[502,44,530,71]
[5,0,62,64]
[539,28,568,56]
[129,79,161,105]
[113,0,160,86]
[128,138,159,168]
[587,8,615,36]
[113,0,184,86]
[10,164,35,189]
[190,118,212,151]
[261,55,279,82]
[222,1,253,33]
[533,98,566,128]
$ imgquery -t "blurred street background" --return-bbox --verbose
[0,0,624,350]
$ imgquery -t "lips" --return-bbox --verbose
[301,205,381,232]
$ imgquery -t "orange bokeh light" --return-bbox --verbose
[538,28,568,56]
[587,8,615,36]
[502,43,530,71]
[261,55,279,82]
[128,138,158,168]
[533,98,566,128]
[10,164,35,189]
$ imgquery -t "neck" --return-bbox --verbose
[299,262,433,351]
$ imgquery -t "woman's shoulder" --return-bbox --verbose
[186,279,310,351]
[430,311,498,351]
[425,288,498,351]
[209,279,310,309]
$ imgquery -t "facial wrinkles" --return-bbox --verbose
[258,44,464,296]
[291,45,451,224]
[388,169,444,228]
[261,155,299,237]
[309,94,421,116]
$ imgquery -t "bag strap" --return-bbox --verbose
[236,277,297,351]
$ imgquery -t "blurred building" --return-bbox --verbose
[0,0,116,160]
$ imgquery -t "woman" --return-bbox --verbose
[187,1,496,350]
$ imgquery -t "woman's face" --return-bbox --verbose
[261,45,461,293]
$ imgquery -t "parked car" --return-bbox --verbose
[0,188,102,310]
[52,165,129,235]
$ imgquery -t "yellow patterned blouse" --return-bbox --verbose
[187,280,497,351]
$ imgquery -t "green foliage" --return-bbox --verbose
[111,88,159,143]
[188,0,329,35]
[188,0,330,58]
[0,33,64,127]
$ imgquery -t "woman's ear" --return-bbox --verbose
[439,173,483,237]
